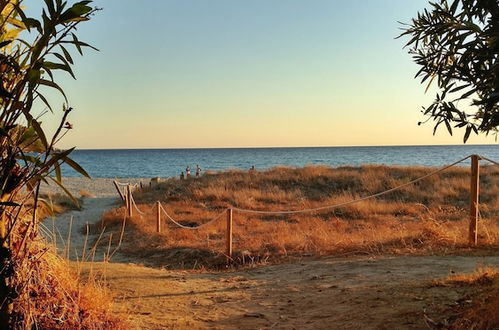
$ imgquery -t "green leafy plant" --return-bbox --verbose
[0,0,98,326]
[400,0,499,142]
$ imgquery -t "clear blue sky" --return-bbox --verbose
[29,0,497,149]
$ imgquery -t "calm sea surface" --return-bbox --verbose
[62,145,499,178]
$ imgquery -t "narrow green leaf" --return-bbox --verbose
[60,45,74,64]
[35,90,53,113]
[445,120,453,135]
[30,119,48,149]
[55,161,62,182]
[38,79,67,102]
[48,176,80,208]
[464,126,472,143]
[62,155,90,178]
[43,148,75,172]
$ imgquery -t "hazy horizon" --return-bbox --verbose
[72,142,497,151]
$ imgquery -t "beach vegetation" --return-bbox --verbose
[0,1,123,328]
[96,165,499,269]
[400,0,499,142]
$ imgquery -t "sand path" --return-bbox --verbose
[43,196,116,260]
[86,255,499,329]
[41,178,145,260]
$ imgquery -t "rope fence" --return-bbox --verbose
[112,154,495,262]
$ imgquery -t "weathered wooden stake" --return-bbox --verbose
[127,185,133,217]
[226,208,233,262]
[156,201,161,233]
[124,190,129,216]
[469,154,480,245]
[113,180,125,203]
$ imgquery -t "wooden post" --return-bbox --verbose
[124,189,129,216]
[156,201,161,233]
[226,208,233,262]
[127,185,133,217]
[113,181,125,203]
[469,154,480,245]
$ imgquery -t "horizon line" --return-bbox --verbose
[72,142,498,151]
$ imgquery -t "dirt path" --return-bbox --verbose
[83,255,499,330]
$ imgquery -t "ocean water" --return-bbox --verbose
[61,145,499,178]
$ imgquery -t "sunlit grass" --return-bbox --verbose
[97,164,499,268]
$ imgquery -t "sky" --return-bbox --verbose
[28,0,498,149]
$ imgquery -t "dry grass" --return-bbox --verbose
[10,237,127,329]
[97,164,499,269]
[452,276,499,329]
[37,192,82,218]
[430,266,499,329]
[79,189,95,198]
[431,267,499,287]
[8,192,127,328]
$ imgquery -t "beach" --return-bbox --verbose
[41,177,150,198]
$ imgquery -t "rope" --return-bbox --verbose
[479,155,499,167]
[127,187,225,228]
[114,181,130,186]
[159,203,226,230]
[119,154,473,223]
[114,181,140,188]
[232,155,471,215]
[130,194,148,216]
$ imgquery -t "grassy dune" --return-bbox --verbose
[98,164,499,268]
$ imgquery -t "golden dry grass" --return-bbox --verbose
[79,189,95,198]
[11,238,127,329]
[97,164,499,269]
[431,267,499,287]
[430,266,499,329]
[10,193,126,328]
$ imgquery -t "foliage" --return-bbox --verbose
[400,0,499,142]
[0,0,98,326]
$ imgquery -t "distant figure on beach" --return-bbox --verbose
[196,165,202,177]
[186,166,191,177]
[180,172,185,180]
[249,165,256,173]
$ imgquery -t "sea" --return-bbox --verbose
[61,145,499,178]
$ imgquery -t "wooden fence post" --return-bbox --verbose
[113,181,125,204]
[127,185,133,217]
[156,201,161,233]
[124,189,129,216]
[226,208,233,262]
[469,154,480,245]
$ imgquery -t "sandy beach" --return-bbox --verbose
[40,177,151,198]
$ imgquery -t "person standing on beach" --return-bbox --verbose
[180,172,185,180]
[186,166,191,177]
[196,165,202,177]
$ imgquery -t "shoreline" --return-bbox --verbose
[40,177,150,198]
